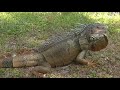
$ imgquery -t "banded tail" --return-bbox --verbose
[0,49,43,68]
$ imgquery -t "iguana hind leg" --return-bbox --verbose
[30,62,51,78]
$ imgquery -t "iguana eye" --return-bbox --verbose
[90,36,94,41]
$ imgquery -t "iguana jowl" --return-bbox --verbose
[0,23,108,75]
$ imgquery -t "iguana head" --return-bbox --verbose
[84,23,108,51]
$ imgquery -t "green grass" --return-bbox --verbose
[0,12,120,78]
[0,12,119,42]
[0,12,119,35]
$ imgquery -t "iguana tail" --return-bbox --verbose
[0,49,43,68]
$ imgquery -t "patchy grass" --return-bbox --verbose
[0,12,120,78]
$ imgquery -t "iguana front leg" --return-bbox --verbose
[75,50,89,65]
[75,36,96,66]
[75,36,90,65]
[75,50,96,67]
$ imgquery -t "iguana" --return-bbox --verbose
[0,23,108,77]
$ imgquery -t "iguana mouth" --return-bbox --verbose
[89,34,108,51]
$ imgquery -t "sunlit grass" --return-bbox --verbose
[82,12,120,23]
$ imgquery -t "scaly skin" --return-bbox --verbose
[0,23,108,77]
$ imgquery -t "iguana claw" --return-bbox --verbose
[87,61,97,67]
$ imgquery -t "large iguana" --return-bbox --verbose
[0,23,108,77]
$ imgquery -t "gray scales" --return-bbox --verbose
[0,23,108,76]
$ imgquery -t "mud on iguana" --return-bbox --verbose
[0,23,108,77]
